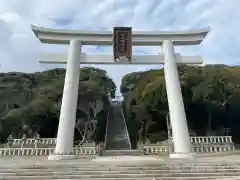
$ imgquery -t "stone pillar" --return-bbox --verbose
[162,40,194,159]
[48,40,81,160]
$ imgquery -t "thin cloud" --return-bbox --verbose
[0,0,238,95]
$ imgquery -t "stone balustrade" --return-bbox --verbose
[142,145,170,155]
[0,147,98,156]
[12,138,57,145]
[11,138,97,147]
[11,136,232,146]
[192,144,235,153]
[190,136,233,144]
[0,136,234,156]
[141,136,235,155]
[141,144,235,155]
[190,136,235,153]
[141,136,233,146]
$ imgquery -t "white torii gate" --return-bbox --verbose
[31,25,209,160]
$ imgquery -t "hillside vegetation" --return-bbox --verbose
[1,65,240,148]
[121,65,240,148]
[0,67,116,144]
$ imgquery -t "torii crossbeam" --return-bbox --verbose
[32,25,209,160]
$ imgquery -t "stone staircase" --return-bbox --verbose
[0,156,240,179]
[105,102,131,150]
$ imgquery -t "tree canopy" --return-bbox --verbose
[1,65,240,148]
[0,67,116,143]
[121,65,240,147]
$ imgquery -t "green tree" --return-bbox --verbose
[121,65,240,146]
[0,68,116,143]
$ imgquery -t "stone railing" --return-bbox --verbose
[11,138,96,147]
[0,147,98,156]
[190,136,233,144]
[161,136,234,144]
[16,136,229,146]
[192,144,234,153]
[104,112,110,149]
[1,136,234,156]
[12,138,57,145]
[190,136,235,153]
[140,136,235,155]
[142,145,170,155]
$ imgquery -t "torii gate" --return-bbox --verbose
[31,25,209,160]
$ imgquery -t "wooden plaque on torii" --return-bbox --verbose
[113,27,132,62]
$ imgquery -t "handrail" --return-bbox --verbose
[104,111,110,149]
[120,106,132,150]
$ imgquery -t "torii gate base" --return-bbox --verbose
[32,25,209,160]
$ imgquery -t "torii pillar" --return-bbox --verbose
[31,25,209,160]
[49,40,81,160]
[163,40,193,159]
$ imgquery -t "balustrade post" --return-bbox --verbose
[210,137,213,143]
[227,136,230,143]
[21,134,27,148]
[98,142,104,156]
[34,133,41,149]
[213,137,216,143]
[220,136,224,143]
[7,134,13,149]
[205,137,208,143]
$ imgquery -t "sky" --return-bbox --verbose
[0,0,239,95]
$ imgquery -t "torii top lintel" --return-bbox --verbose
[31,25,209,46]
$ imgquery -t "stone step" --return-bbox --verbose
[2,164,240,170]
[2,160,240,165]
[101,150,143,156]
[1,164,240,169]
[0,174,239,179]
[0,173,239,178]
[1,169,240,174]
[1,177,238,180]
[0,167,240,172]
[0,168,240,174]
[0,169,240,175]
